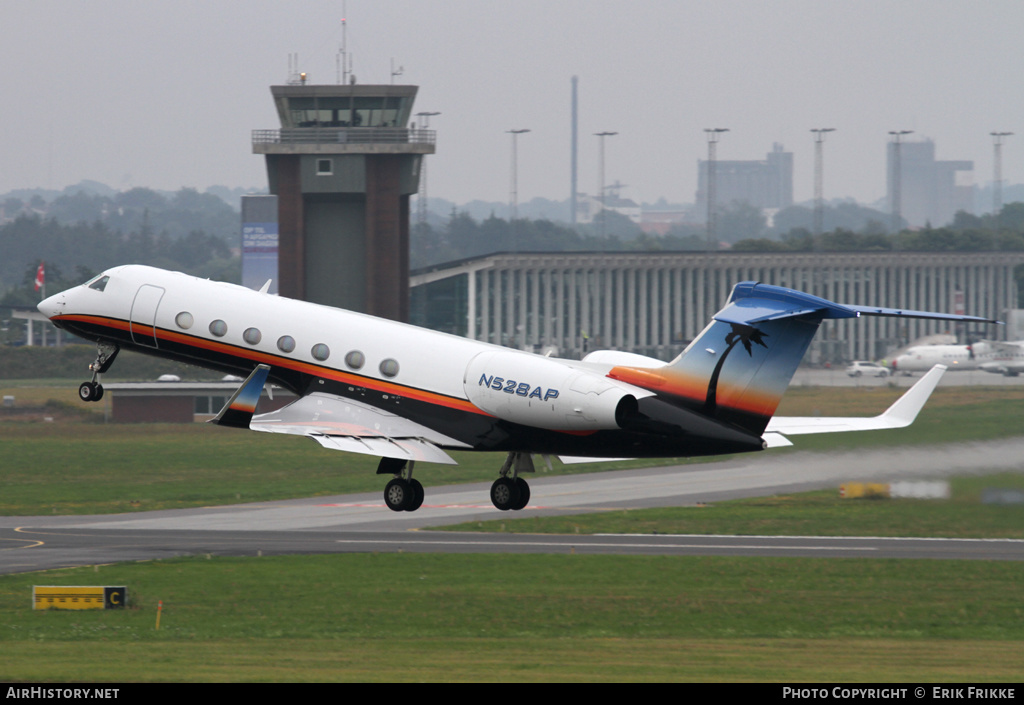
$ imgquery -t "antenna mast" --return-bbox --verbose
[336,4,352,84]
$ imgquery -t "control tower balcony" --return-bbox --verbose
[252,127,436,155]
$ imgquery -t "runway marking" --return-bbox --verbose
[593,533,1024,544]
[0,538,45,550]
[331,538,878,551]
[316,503,551,510]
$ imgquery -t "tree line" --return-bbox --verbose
[0,186,242,305]
[0,216,237,308]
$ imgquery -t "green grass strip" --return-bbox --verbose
[1,553,1022,681]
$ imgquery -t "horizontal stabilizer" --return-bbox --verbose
[765,364,946,437]
[720,282,1002,327]
[210,364,271,429]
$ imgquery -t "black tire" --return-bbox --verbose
[490,477,521,511]
[511,478,531,510]
[384,478,412,512]
[78,382,97,402]
[407,479,425,512]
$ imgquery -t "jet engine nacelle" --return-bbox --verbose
[464,350,653,430]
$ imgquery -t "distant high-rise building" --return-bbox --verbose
[696,143,793,213]
[887,139,973,228]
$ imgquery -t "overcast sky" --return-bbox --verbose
[3,0,1024,211]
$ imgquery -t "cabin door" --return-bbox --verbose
[130,284,165,348]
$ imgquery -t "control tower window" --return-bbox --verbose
[286,96,406,128]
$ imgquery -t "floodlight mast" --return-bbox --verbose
[991,132,1013,215]
[507,129,531,225]
[704,128,729,251]
[594,131,618,238]
[889,130,913,237]
[811,128,836,244]
[415,112,441,228]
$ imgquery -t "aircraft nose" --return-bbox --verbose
[37,292,66,319]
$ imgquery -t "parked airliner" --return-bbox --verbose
[893,340,1024,376]
[37,265,995,512]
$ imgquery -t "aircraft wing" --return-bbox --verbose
[212,365,467,465]
[762,364,946,447]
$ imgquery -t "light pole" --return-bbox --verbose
[704,128,729,250]
[415,112,440,229]
[594,131,618,237]
[991,131,1013,216]
[889,130,913,236]
[507,129,531,222]
[811,128,836,244]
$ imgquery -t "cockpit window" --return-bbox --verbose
[87,275,110,292]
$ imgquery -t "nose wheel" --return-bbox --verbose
[78,381,104,402]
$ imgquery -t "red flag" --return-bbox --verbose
[34,262,45,291]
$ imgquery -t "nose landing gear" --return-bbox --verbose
[79,343,119,403]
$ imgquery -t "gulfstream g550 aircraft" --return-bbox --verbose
[38,265,994,512]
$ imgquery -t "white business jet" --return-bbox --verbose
[38,265,995,512]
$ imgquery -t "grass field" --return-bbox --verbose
[1,381,1023,681]
[2,554,1022,682]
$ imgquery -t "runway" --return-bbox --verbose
[2,438,1023,573]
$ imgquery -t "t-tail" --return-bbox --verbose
[608,281,999,436]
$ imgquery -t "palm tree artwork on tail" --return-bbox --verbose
[703,323,769,416]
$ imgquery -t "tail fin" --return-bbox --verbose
[608,281,997,436]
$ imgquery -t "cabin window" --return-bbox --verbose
[316,159,333,175]
[175,312,194,330]
[311,343,330,361]
[243,327,262,345]
[344,350,365,370]
[209,319,228,337]
[277,335,296,353]
[379,358,399,378]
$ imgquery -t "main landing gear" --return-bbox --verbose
[489,452,533,512]
[377,457,424,512]
[79,343,119,403]
[376,452,537,513]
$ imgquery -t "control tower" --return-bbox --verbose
[253,83,435,321]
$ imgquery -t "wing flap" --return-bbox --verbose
[557,455,634,465]
[309,433,457,464]
[249,391,467,465]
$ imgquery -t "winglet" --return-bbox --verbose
[875,363,946,428]
[210,364,271,428]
